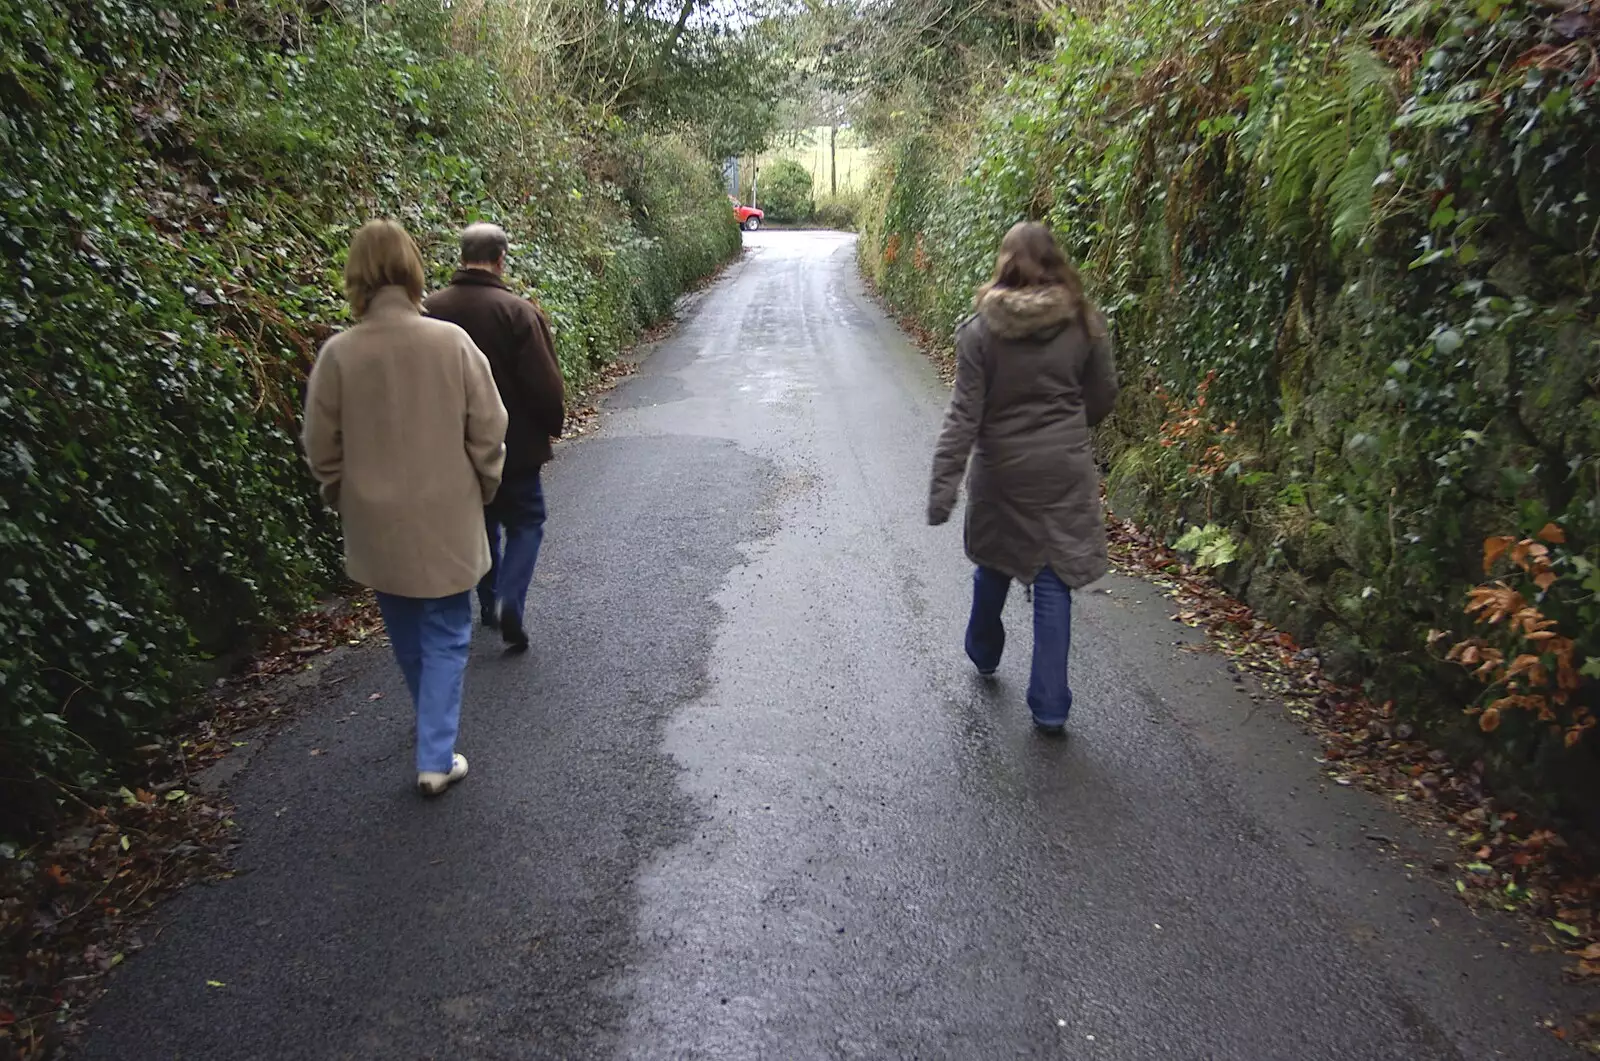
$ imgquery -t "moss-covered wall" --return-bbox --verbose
[859,0,1600,825]
[0,0,741,829]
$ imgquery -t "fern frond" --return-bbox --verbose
[1248,42,1398,254]
[1342,45,1396,103]
[1393,99,1493,129]
[1329,133,1387,251]
[1368,0,1442,37]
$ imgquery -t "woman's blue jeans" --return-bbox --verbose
[965,566,1073,726]
[375,590,473,773]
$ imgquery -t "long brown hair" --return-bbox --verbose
[977,223,1100,332]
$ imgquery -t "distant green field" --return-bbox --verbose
[748,126,876,198]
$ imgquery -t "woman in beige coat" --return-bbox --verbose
[303,221,508,794]
[928,222,1118,734]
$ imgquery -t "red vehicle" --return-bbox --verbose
[730,195,763,231]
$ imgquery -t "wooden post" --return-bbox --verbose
[830,125,838,197]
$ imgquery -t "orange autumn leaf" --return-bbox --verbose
[1537,522,1566,544]
[1504,655,1546,683]
[1483,535,1515,573]
[1534,569,1557,591]
[1479,706,1503,732]
[1513,607,1557,635]
[1465,584,1524,623]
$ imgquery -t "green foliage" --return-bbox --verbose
[0,0,739,836]
[447,0,790,159]
[812,193,863,231]
[761,158,816,222]
[1175,525,1240,570]
[861,0,1600,800]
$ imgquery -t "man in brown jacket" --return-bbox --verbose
[424,223,566,652]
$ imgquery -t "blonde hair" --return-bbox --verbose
[344,220,425,317]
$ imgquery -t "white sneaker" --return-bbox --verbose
[417,753,469,796]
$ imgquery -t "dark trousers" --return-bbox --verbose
[479,471,547,626]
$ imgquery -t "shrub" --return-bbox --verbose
[812,193,862,231]
[760,159,815,223]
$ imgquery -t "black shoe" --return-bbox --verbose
[480,608,495,628]
[1033,719,1067,737]
[499,607,530,652]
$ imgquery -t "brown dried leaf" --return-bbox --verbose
[1537,522,1567,544]
[1484,535,1515,573]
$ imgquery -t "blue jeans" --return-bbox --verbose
[965,566,1074,726]
[479,472,547,625]
[375,590,473,773]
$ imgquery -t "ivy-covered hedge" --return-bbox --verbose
[861,0,1600,821]
[0,0,738,835]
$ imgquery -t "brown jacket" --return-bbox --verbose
[424,269,565,478]
[303,286,508,599]
[928,285,1119,588]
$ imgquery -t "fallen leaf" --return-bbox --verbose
[1553,920,1583,938]
[207,979,226,988]
[1537,522,1566,544]
[368,692,383,701]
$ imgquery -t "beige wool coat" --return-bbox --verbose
[928,284,1119,588]
[303,286,508,599]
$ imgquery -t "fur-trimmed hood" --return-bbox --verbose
[976,285,1082,340]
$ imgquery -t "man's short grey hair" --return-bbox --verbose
[459,223,509,265]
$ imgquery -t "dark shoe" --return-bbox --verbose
[1033,718,1067,737]
[480,608,495,628]
[499,606,530,652]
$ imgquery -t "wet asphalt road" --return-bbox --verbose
[78,232,1588,1061]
